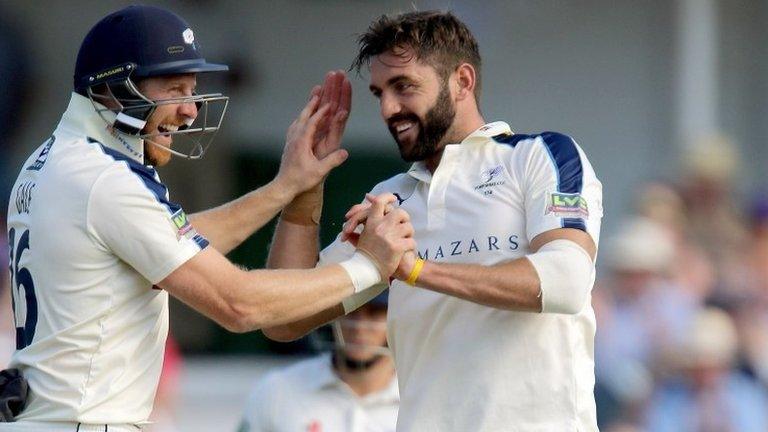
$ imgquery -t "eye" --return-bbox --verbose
[370,89,382,99]
[394,82,414,92]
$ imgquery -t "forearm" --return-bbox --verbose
[415,257,542,312]
[190,180,293,254]
[267,218,320,269]
[262,304,344,341]
[234,264,354,331]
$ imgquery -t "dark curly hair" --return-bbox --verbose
[351,10,482,99]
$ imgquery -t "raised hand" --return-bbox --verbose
[313,70,352,159]
[354,193,416,279]
[276,87,349,198]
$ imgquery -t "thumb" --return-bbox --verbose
[319,148,349,174]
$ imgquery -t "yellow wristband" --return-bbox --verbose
[405,258,425,286]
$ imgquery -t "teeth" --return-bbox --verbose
[159,123,179,132]
[395,122,413,133]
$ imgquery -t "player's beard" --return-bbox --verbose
[389,81,456,162]
[143,137,173,167]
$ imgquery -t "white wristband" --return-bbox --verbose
[339,251,382,293]
[342,283,388,314]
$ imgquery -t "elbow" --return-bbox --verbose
[218,299,277,334]
[218,309,251,333]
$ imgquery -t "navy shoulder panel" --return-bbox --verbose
[88,137,181,215]
[538,131,583,195]
[538,132,586,231]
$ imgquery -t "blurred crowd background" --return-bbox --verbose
[2,0,768,430]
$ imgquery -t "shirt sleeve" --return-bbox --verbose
[515,132,603,246]
[87,163,208,284]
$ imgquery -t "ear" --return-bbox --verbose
[453,63,477,102]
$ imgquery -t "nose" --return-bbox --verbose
[178,99,198,121]
[380,92,401,121]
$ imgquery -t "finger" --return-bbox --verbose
[397,222,415,238]
[339,73,352,113]
[387,208,410,223]
[318,148,349,176]
[367,195,389,221]
[303,103,332,139]
[297,94,320,124]
[369,193,398,207]
[343,210,369,235]
[399,238,417,251]
[324,108,350,151]
[329,71,344,114]
[321,71,339,113]
[345,202,371,219]
[310,85,322,100]
[389,222,414,240]
[347,232,361,247]
[316,74,335,136]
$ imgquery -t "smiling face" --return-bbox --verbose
[369,47,457,162]
[137,74,198,166]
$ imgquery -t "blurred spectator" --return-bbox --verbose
[237,292,398,432]
[636,182,716,302]
[678,135,749,296]
[593,216,700,428]
[645,307,768,432]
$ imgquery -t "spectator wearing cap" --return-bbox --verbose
[645,307,768,432]
[593,217,700,428]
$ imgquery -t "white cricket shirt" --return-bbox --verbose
[4,93,207,424]
[238,354,399,432]
[320,122,602,431]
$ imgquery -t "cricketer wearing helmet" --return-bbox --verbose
[264,10,603,432]
[3,5,415,430]
[238,291,398,432]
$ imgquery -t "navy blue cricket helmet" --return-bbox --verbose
[74,5,227,91]
[74,5,229,160]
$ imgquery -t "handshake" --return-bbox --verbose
[339,193,419,289]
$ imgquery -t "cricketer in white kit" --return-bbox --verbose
[5,94,202,427]
[264,10,603,432]
[239,354,399,432]
[327,122,602,431]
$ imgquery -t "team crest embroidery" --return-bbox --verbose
[474,165,506,196]
[183,28,195,44]
[171,209,196,240]
[546,192,589,217]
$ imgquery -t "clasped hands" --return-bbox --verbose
[342,193,419,283]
